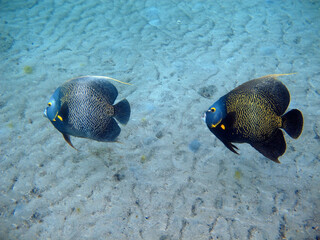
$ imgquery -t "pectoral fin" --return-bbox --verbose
[59,102,69,121]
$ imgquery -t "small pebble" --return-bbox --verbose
[198,85,217,99]
[189,139,201,153]
[155,131,163,139]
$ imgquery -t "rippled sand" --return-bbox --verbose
[0,0,319,239]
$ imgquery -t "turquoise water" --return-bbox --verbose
[0,0,319,239]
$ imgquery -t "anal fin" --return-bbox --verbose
[95,118,121,142]
[250,129,286,163]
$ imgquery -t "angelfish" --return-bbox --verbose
[203,74,303,163]
[44,76,131,148]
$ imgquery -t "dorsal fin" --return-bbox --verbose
[75,76,132,85]
[257,73,296,80]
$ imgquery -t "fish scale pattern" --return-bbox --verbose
[226,91,282,142]
[60,80,115,139]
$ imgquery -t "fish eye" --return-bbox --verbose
[210,107,216,112]
[48,102,52,107]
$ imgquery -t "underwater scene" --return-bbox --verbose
[0,0,319,239]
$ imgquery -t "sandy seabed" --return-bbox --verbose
[0,0,319,239]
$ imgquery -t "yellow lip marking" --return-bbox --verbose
[52,112,60,122]
[210,119,222,128]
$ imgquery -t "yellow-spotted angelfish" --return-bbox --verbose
[44,76,131,149]
[203,74,303,163]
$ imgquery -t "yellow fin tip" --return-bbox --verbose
[66,76,132,85]
[89,76,132,85]
[258,73,297,79]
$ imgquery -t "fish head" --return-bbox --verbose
[204,99,226,129]
[44,87,61,122]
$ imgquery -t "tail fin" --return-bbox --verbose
[114,99,130,124]
[281,109,303,139]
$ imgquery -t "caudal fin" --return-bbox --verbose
[114,99,131,124]
[282,109,303,139]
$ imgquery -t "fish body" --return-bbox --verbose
[44,76,130,148]
[204,74,303,163]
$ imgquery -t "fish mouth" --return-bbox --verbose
[43,108,47,117]
[201,112,206,123]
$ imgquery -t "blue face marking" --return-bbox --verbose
[205,99,226,128]
[44,88,61,122]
